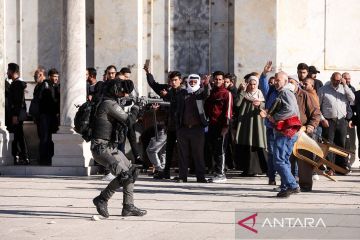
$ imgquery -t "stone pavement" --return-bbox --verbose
[0,169,359,240]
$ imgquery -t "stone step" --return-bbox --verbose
[0,165,100,176]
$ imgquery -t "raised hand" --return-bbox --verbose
[239,82,247,91]
[341,78,347,85]
[202,74,211,86]
[143,65,150,74]
[263,61,273,75]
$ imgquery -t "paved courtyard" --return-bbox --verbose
[0,168,359,240]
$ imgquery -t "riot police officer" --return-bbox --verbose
[91,79,147,218]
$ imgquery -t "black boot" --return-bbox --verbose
[162,170,171,179]
[153,171,163,179]
[14,156,20,165]
[121,204,147,216]
[20,157,30,165]
[93,195,109,218]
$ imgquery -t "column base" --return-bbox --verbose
[0,127,12,166]
[52,126,93,175]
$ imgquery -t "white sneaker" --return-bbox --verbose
[101,173,116,181]
[272,186,281,192]
[209,175,227,183]
[312,173,320,181]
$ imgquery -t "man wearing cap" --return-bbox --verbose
[308,66,323,93]
[174,74,210,183]
[288,75,321,191]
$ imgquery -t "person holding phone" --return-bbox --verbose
[143,63,182,179]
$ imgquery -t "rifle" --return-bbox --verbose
[117,96,170,108]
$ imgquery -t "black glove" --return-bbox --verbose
[130,105,140,118]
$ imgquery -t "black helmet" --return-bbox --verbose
[105,79,134,98]
[120,80,134,94]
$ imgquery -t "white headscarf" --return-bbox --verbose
[244,76,265,102]
[186,74,201,93]
[283,83,296,92]
[284,74,299,92]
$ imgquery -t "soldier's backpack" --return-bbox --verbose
[74,101,97,142]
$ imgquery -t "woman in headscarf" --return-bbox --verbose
[234,75,268,176]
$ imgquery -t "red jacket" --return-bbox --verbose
[274,115,301,137]
[205,86,233,128]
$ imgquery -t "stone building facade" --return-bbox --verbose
[0,0,359,175]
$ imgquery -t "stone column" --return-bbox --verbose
[151,0,168,83]
[52,0,92,175]
[0,0,11,165]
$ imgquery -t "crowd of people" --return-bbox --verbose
[3,60,359,201]
[140,61,358,198]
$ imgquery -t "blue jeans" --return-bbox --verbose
[273,131,299,191]
[266,128,276,181]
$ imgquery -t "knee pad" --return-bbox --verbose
[116,166,139,185]
[129,165,139,183]
[116,171,132,185]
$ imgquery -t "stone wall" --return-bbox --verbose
[277,0,360,85]
[233,0,277,80]
[2,0,360,92]
[94,0,234,95]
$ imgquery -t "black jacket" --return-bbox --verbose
[146,73,181,131]
[314,79,323,93]
[5,80,11,127]
[8,78,27,117]
[351,90,360,126]
[38,79,60,115]
[175,86,210,129]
